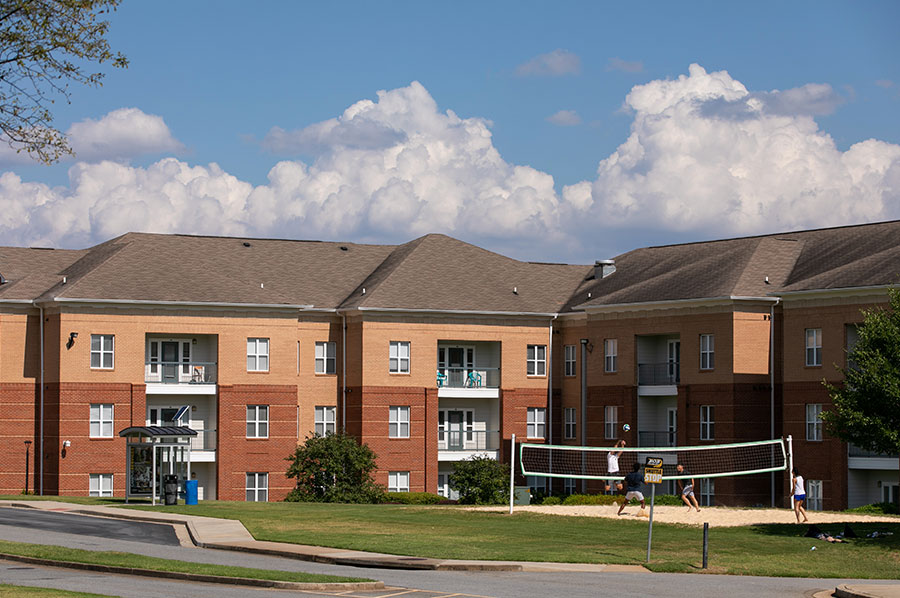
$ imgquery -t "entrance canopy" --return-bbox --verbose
[119,426,196,504]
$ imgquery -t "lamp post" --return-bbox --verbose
[24,440,32,495]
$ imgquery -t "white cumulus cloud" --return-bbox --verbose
[67,108,185,162]
[547,110,582,126]
[515,49,581,77]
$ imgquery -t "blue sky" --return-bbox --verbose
[2,1,899,263]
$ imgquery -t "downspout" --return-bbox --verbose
[38,304,44,495]
[769,298,780,507]
[341,313,347,434]
[579,337,588,493]
[548,315,557,446]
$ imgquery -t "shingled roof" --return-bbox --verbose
[0,246,87,301]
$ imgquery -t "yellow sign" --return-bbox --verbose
[644,467,663,484]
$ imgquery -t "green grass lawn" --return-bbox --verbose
[126,502,900,578]
[0,585,111,598]
[0,539,369,584]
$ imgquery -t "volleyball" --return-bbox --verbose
[622,424,631,432]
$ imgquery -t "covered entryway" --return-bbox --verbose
[118,426,196,505]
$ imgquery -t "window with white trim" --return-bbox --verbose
[604,339,618,373]
[389,341,410,374]
[246,472,268,502]
[564,477,576,495]
[700,405,715,440]
[315,406,336,436]
[564,407,576,440]
[89,473,113,497]
[90,334,114,369]
[526,345,546,376]
[700,334,715,370]
[315,341,336,374]
[388,471,409,492]
[527,475,547,495]
[699,478,715,507]
[247,338,269,371]
[604,406,618,440]
[564,345,576,377]
[806,328,822,366]
[389,406,410,438]
[90,403,114,438]
[806,404,823,441]
[527,407,545,439]
[246,405,269,438]
[807,479,823,511]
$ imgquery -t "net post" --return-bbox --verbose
[509,433,516,515]
[646,482,656,563]
[786,435,793,507]
[702,522,709,568]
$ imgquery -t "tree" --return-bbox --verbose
[449,455,509,505]
[284,433,384,503]
[821,287,900,505]
[0,0,128,164]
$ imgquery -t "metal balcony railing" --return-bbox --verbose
[436,367,500,389]
[848,444,899,459]
[637,362,680,385]
[145,361,217,384]
[190,429,217,451]
[638,430,677,447]
[438,429,500,452]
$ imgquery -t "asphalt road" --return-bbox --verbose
[0,507,179,546]
[2,508,900,598]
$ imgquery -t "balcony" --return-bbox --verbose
[437,341,501,399]
[438,429,500,461]
[189,430,217,462]
[848,444,900,470]
[639,430,677,448]
[436,367,500,389]
[637,362,679,396]
[145,361,218,395]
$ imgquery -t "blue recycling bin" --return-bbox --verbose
[185,479,198,505]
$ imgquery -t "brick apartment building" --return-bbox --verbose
[1,222,898,508]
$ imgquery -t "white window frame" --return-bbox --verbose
[89,473,113,497]
[604,339,618,373]
[807,479,823,511]
[564,345,576,377]
[699,478,714,507]
[90,403,114,438]
[246,405,269,438]
[389,341,410,374]
[564,407,576,440]
[604,406,618,440]
[527,475,547,495]
[527,407,546,439]
[315,341,336,374]
[90,334,114,369]
[389,406,410,438]
[526,345,546,376]
[563,477,576,495]
[247,338,269,372]
[246,472,268,502]
[700,405,715,441]
[806,328,822,366]
[315,405,336,436]
[388,471,410,493]
[806,403,823,441]
[700,334,715,370]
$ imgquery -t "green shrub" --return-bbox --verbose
[449,455,510,505]
[846,501,900,515]
[652,494,685,506]
[561,493,619,506]
[541,496,561,506]
[384,492,444,505]
[285,433,384,503]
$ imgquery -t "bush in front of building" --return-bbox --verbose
[561,493,619,506]
[449,455,510,505]
[285,433,385,503]
[383,492,446,504]
[846,501,900,515]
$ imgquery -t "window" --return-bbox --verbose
[564,345,576,376]
[806,328,822,366]
[315,406,336,436]
[604,339,618,373]
[246,405,269,438]
[700,334,715,370]
[389,406,410,438]
[388,471,409,492]
[807,479,822,511]
[89,473,113,497]
[700,405,715,440]
[806,404,823,441]
[90,403,114,438]
[247,338,269,371]
[699,478,715,507]
[389,341,410,374]
[246,472,268,502]
[884,483,899,505]
[527,407,545,439]
[564,477,576,495]
[90,334,114,369]
[527,475,547,495]
[315,341,336,374]
[846,324,860,370]
[564,407,576,440]
[604,406,618,440]
[526,345,546,376]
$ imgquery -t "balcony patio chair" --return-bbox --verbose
[191,366,205,383]
[436,371,447,388]
[465,371,483,388]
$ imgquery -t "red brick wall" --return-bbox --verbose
[0,382,38,495]
[217,384,299,501]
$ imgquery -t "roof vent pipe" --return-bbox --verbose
[595,259,616,279]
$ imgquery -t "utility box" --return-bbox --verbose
[514,486,531,506]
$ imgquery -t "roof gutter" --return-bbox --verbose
[48,297,315,310]
[581,295,781,312]
[348,306,560,317]
[772,284,893,298]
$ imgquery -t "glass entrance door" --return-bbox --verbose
[667,340,681,383]
[161,342,179,382]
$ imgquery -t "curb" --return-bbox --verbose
[0,553,384,591]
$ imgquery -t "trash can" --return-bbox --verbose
[163,474,178,506]
[185,479,198,505]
